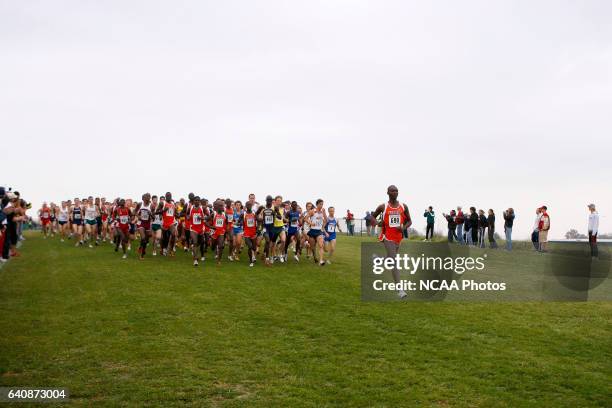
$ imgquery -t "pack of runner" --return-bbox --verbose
[39,193,342,267]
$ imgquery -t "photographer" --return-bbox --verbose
[2,191,26,261]
[443,210,457,243]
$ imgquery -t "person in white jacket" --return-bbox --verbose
[588,204,599,258]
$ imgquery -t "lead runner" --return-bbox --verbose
[371,185,412,299]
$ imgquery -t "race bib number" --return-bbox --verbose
[120,215,129,224]
[246,218,255,228]
[193,214,201,225]
[74,213,81,219]
[166,208,174,216]
[226,214,233,222]
[291,219,299,227]
[327,223,335,233]
[389,214,401,228]
[264,215,273,224]
[215,217,224,227]
[140,211,149,221]
[313,218,323,229]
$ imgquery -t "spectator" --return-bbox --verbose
[503,208,515,251]
[370,213,378,236]
[2,192,25,262]
[478,209,487,248]
[469,207,478,246]
[464,208,473,245]
[345,210,355,236]
[423,206,435,241]
[455,206,464,244]
[0,187,6,261]
[538,206,550,252]
[443,210,457,243]
[587,203,599,258]
[365,211,372,236]
[487,209,498,248]
[14,191,24,241]
[531,208,541,250]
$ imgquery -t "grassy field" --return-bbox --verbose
[0,232,610,407]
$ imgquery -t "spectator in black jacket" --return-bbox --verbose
[443,210,457,243]
[487,209,498,248]
[470,207,478,246]
[503,208,515,250]
[478,209,487,248]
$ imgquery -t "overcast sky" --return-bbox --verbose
[1,0,610,238]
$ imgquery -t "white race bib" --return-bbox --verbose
[246,218,255,228]
[327,223,335,232]
[389,214,401,228]
[264,215,273,224]
[120,215,129,224]
[215,217,224,227]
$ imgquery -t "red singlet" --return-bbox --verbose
[243,212,257,238]
[379,202,407,244]
[189,206,205,234]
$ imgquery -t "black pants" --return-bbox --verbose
[531,230,539,250]
[488,227,497,248]
[2,223,16,259]
[426,223,434,239]
[471,228,478,245]
[589,232,598,258]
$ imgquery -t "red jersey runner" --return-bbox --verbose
[379,202,407,244]
[162,202,176,229]
[189,206,205,234]
[212,212,226,238]
[243,212,257,238]
[116,207,131,233]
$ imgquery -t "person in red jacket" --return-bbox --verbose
[538,206,550,252]
[371,185,412,299]
[455,206,465,244]
[345,210,355,236]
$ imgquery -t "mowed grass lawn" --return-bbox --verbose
[0,232,610,407]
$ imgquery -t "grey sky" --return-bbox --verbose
[1,0,611,238]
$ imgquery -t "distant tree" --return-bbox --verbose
[407,227,420,237]
[599,233,612,239]
[565,229,587,239]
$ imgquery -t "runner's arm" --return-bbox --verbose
[371,203,385,220]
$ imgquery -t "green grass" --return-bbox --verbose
[0,233,610,407]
